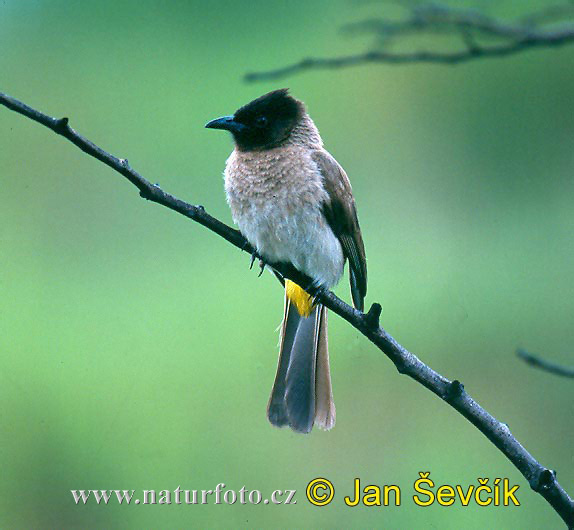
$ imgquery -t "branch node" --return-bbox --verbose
[532,468,557,492]
[56,117,69,132]
[445,379,465,401]
[364,302,382,329]
[120,158,130,169]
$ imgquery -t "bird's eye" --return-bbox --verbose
[255,115,268,128]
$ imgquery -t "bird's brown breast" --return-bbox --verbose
[223,145,344,288]
[224,145,328,219]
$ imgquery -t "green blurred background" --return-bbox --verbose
[1,0,573,528]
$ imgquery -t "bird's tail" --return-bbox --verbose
[267,280,335,433]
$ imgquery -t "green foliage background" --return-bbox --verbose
[1,0,573,528]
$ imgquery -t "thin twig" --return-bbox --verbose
[1,92,573,527]
[517,348,574,379]
[342,4,535,41]
[520,4,574,26]
[245,3,574,81]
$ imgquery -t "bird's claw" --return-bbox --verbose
[249,253,266,277]
[310,284,327,305]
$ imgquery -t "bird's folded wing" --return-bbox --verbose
[312,149,367,311]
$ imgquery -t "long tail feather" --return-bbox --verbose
[284,306,320,433]
[267,286,335,433]
[267,298,300,427]
[314,307,335,430]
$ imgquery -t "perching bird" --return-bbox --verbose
[206,89,367,433]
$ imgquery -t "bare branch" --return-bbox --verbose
[342,4,534,41]
[517,348,574,379]
[520,4,574,26]
[1,91,573,527]
[245,3,574,81]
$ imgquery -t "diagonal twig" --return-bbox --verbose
[1,91,573,527]
[517,348,574,379]
[245,3,574,81]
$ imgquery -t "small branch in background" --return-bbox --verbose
[520,3,574,26]
[1,91,573,527]
[245,2,574,81]
[517,348,574,379]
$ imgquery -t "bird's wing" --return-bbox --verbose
[312,149,367,311]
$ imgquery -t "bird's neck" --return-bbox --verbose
[287,115,323,149]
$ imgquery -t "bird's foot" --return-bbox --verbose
[249,252,266,277]
[310,284,327,305]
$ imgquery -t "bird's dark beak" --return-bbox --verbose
[205,115,246,134]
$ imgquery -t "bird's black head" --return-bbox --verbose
[205,89,304,151]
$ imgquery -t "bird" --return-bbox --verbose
[205,89,367,433]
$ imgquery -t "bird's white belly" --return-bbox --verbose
[236,200,344,289]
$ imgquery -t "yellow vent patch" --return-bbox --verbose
[285,279,315,317]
